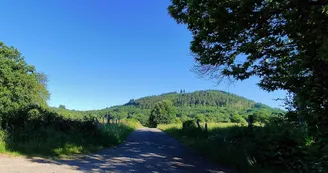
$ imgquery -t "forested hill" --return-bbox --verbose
[52,90,283,125]
[125,90,269,110]
[76,90,282,125]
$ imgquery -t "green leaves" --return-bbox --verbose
[0,42,49,113]
[148,100,177,127]
[168,0,328,92]
[168,1,328,171]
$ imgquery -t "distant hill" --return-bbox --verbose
[102,90,283,125]
[53,90,284,125]
[125,90,268,110]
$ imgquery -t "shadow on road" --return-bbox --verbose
[29,128,235,173]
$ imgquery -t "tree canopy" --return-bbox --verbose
[59,105,66,109]
[0,42,49,113]
[168,0,328,142]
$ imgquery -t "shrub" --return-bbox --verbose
[182,120,197,130]
[172,118,182,124]
[230,114,247,124]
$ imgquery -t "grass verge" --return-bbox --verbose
[0,119,141,157]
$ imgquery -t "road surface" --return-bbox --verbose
[0,128,235,173]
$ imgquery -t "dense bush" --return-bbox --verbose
[182,120,197,131]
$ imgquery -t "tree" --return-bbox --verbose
[59,105,66,109]
[230,113,247,124]
[148,100,177,127]
[252,110,270,124]
[168,0,328,141]
[194,113,206,122]
[133,113,148,125]
[0,42,49,113]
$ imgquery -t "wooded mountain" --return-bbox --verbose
[125,90,267,110]
[54,90,284,125]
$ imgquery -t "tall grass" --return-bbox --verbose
[158,122,314,173]
[158,123,249,170]
[158,123,239,131]
[0,130,6,153]
[0,118,141,157]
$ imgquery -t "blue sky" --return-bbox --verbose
[0,0,286,110]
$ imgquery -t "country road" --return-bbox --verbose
[0,128,236,173]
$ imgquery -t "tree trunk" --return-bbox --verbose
[205,122,208,133]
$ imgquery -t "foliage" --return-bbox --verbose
[59,105,66,109]
[0,42,49,113]
[133,90,256,109]
[0,41,141,157]
[89,90,282,127]
[252,110,270,124]
[148,100,177,127]
[168,0,327,95]
[167,1,328,172]
[168,0,328,164]
[160,119,327,173]
[230,113,247,124]
[0,106,139,156]
[182,120,200,134]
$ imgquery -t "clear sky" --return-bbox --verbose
[0,0,286,110]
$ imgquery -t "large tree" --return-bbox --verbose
[148,100,177,127]
[0,42,49,113]
[168,0,328,141]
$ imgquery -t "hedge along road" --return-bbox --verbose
[0,128,236,173]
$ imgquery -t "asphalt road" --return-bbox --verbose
[0,128,236,173]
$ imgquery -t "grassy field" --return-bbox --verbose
[0,119,141,157]
[158,123,245,167]
[158,123,280,173]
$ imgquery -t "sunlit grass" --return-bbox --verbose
[157,124,182,130]
[0,130,6,153]
[0,141,5,153]
[206,122,242,129]
[121,119,143,129]
[158,122,240,131]
[53,144,84,156]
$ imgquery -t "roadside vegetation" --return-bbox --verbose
[0,106,140,157]
[0,42,141,157]
[159,119,319,173]
[163,0,328,172]
[1,0,327,172]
